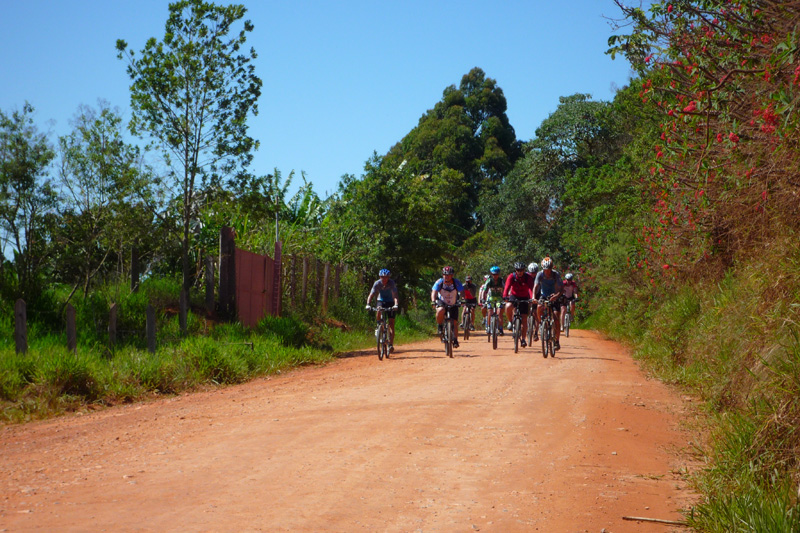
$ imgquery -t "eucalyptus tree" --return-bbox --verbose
[0,104,57,302]
[116,0,262,293]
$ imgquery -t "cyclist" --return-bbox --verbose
[527,262,541,341]
[482,266,505,335]
[462,275,479,331]
[503,262,535,347]
[478,274,490,328]
[366,268,399,352]
[561,273,579,332]
[533,257,564,350]
[431,266,464,348]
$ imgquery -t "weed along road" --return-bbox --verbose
[0,329,697,531]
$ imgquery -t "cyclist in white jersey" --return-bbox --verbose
[431,266,465,348]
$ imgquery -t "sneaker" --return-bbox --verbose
[388,344,394,353]
[374,328,380,339]
[520,340,527,348]
[437,324,443,335]
[561,326,565,332]
[533,333,539,341]
[498,328,504,336]
[453,339,459,348]
[469,324,475,331]
[507,322,513,330]
[554,341,561,351]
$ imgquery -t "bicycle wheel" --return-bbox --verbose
[564,310,571,338]
[463,310,471,340]
[445,320,454,358]
[380,332,388,360]
[541,318,548,358]
[491,315,498,350]
[376,323,384,358]
[526,313,534,346]
[547,321,555,358]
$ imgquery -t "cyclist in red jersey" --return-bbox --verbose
[462,275,478,331]
[503,262,535,347]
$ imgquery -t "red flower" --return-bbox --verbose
[667,4,673,13]
[729,132,739,143]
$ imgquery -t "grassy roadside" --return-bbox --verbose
[0,285,433,424]
[584,255,800,531]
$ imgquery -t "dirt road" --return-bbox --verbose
[0,329,696,532]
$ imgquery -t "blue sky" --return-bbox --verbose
[1,0,635,198]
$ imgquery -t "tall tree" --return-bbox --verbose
[54,102,152,300]
[0,104,57,301]
[116,0,262,294]
[384,67,521,236]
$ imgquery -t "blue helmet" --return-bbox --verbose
[379,268,390,277]
[490,266,501,274]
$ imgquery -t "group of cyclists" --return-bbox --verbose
[365,259,579,355]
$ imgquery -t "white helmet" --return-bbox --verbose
[565,273,573,280]
[527,262,538,273]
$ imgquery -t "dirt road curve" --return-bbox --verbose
[1,329,696,532]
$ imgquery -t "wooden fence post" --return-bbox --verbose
[322,262,331,314]
[315,258,322,304]
[301,256,309,306]
[205,255,215,315]
[14,299,27,354]
[273,240,282,317]
[334,264,341,300]
[290,254,297,308]
[109,303,117,349]
[219,227,236,319]
[66,303,77,353]
[146,304,156,354]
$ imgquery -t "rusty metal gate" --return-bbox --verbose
[235,247,278,327]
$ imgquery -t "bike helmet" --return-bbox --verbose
[565,273,573,280]
[513,261,526,271]
[465,275,472,281]
[442,266,454,275]
[541,257,553,270]
[489,266,501,275]
[379,268,390,277]
[527,262,539,273]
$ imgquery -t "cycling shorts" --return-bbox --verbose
[377,300,397,319]
[436,300,459,320]
[507,295,530,315]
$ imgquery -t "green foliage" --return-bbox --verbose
[116,0,262,292]
[0,103,58,304]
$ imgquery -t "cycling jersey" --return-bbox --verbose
[482,276,504,299]
[369,278,398,303]
[503,272,535,299]
[563,279,578,299]
[535,270,563,298]
[432,277,463,306]
[463,282,477,300]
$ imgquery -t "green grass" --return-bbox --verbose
[587,251,800,531]
[0,285,433,423]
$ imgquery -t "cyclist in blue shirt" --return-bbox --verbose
[533,257,564,350]
[366,268,399,352]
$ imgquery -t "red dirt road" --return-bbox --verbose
[1,329,697,532]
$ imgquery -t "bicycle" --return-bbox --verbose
[538,298,557,358]
[461,303,477,340]
[506,298,532,354]
[435,303,460,358]
[367,305,395,360]
[526,299,539,347]
[484,299,503,350]
[562,297,573,338]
